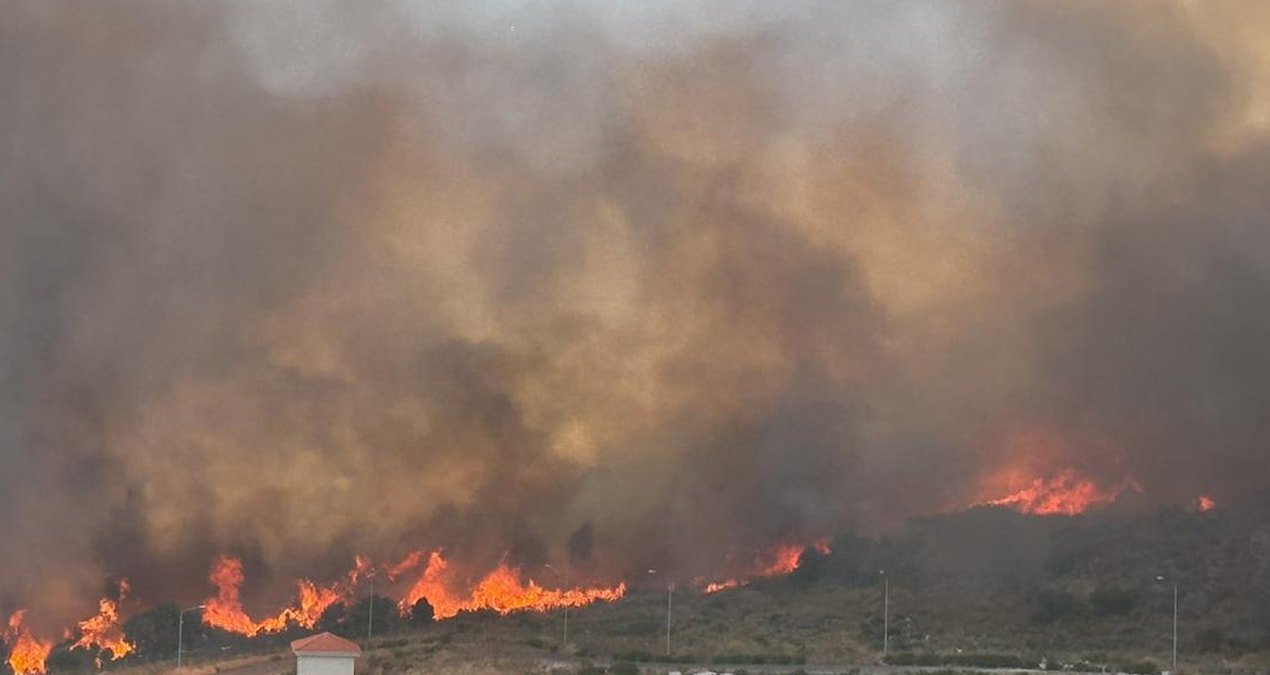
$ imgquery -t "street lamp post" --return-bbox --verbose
[666,584,673,658]
[647,569,671,658]
[880,570,889,658]
[1155,576,1178,674]
[177,605,205,670]
[367,573,375,641]
[544,564,570,648]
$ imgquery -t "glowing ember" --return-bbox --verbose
[982,470,1139,515]
[70,581,135,666]
[1193,495,1217,512]
[4,611,53,675]
[202,555,356,636]
[399,550,626,619]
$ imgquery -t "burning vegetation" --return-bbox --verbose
[702,540,831,594]
[198,551,628,638]
[395,551,626,620]
[4,580,137,675]
[0,498,1257,674]
[0,488,1225,675]
[3,540,846,673]
[68,582,134,667]
[979,470,1142,516]
[4,612,52,675]
[202,555,359,637]
[5,1,1270,672]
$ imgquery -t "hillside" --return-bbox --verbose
[15,495,1270,675]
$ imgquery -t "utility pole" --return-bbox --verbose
[367,574,375,642]
[647,569,671,659]
[1172,581,1178,674]
[881,570,889,658]
[544,564,570,648]
[1155,576,1179,674]
[666,584,673,658]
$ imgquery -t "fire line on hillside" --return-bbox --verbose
[3,538,846,675]
[3,468,1219,675]
[0,486,1223,675]
[976,470,1143,516]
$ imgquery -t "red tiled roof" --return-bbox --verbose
[290,632,362,656]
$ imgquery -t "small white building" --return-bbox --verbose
[291,632,362,675]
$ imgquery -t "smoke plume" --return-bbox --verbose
[3,0,1270,629]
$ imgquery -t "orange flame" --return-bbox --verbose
[385,551,424,581]
[982,470,1139,515]
[399,550,626,620]
[758,544,807,577]
[202,555,262,635]
[703,579,742,594]
[70,581,135,666]
[288,579,344,629]
[4,611,53,675]
[202,555,354,636]
[1193,495,1216,512]
[702,538,832,594]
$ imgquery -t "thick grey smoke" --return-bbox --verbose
[3,0,1270,629]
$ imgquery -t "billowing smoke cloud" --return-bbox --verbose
[3,0,1270,629]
